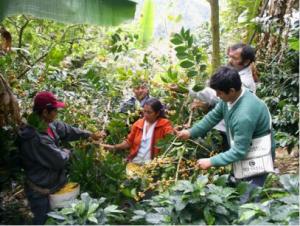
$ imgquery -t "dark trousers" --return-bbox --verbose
[240,173,268,203]
[25,186,50,225]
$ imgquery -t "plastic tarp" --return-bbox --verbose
[0,0,137,26]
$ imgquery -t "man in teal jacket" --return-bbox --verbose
[177,66,275,201]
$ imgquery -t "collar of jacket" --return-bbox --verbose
[134,118,169,129]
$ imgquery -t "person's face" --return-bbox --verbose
[215,89,237,103]
[227,48,249,71]
[143,104,159,124]
[42,108,58,123]
[133,85,148,101]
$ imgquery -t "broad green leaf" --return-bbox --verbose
[239,210,257,222]
[279,195,299,205]
[175,46,187,53]
[172,33,183,42]
[196,175,209,186]
[172,196,187,211]
[167,67,177,81]
[60,208,75,215]
[270,205,294,222]
[187,70,197,77]
[176,52,189,60]
[288,38,299,51]
[160,74,169,83]
[87,203,99,215]
[170,37,183,45]
[192,83,205,92]
[236,181,249,195]
[177,84,189,93]
[27,112,48,133]
[146,213,165,224]
[180,60,194,68]
[47,212,66,220]
[213,174,229,187]
[104,205,123,213]
[139,0,154,47]
[88,215,98,224]
[47,46,66,66]
[216,205,229,215]
[196,54,202,63]
[172,180,193,193]
[75,201,86,215]
[279,174,299,194]
[204,207,215,225]
[133,210,146,216]
[187,36,193,47]
[207,194,222,203]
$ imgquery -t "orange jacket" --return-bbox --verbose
[126,118,173,161]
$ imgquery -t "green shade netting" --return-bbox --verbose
[0,0,137,26]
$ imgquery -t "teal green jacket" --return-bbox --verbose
[189,90,275,166]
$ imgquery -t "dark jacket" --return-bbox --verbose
[18,121,91,193]
[120,95,151,113]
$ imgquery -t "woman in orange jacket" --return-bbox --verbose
[102,98,173,164]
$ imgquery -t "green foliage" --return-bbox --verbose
[131,175,240,225]
[131,174,299,225]
[257,48,299,151]
[221,0,262,42]
[171,27,208,79]
[105,112,130,144]
[68,143,127,203]
[109,28,139,59]
[27,112,48,132]
[237,174,299,225]
[46,192,124,225]
[0,128,23,188]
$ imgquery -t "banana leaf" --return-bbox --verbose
[138,0,154,47]
[0,0,137,26]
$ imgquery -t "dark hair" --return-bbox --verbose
[209,66,242,94]
[229,43,256,65]
[144,98,165,118]
[33,104,57,115]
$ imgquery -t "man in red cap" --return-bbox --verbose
[18,91,103,224]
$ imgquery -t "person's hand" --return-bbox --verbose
[90,130,106,141]
[62,148,71,159]
[196,158,212,170]
[100,143,115,151]
[62,148,71,156]
[175,129,191,140]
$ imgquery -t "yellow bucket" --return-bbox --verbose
[49,182,80,209]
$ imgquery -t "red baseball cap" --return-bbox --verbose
[34,91,65,109]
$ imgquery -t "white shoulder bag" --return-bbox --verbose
[230,111,274,179]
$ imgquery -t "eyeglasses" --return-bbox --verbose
[143,110,155,114]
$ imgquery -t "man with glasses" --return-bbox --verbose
[186,43,257,151]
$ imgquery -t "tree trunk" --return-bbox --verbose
[208,0,220,72]
[256,0,296,62]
